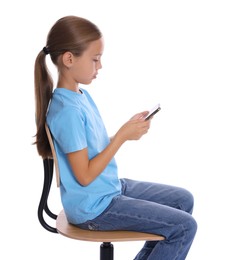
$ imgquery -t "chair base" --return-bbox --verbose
[100,242,113,260]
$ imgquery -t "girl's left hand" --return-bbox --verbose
[130,111,149,121]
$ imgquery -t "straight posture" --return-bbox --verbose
[34,16,197,259]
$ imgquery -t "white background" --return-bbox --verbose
[1,0,226,259]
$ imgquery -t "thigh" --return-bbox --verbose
[78,195,195,240]
[120,178,194,213]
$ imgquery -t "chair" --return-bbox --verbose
[37,123,165,260]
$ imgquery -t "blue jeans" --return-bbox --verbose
[77,178,197,260]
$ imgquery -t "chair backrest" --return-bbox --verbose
[45,123,60,187]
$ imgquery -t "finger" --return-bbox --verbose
[130,111,149,120]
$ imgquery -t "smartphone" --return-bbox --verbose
[145,103,161,120]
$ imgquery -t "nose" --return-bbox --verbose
[97,60,102,70]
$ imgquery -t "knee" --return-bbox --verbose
[178,188,195,214]
[189,215,197,234]
[176,214,197,242]
[168,213,197,244]
[185,214,198,240]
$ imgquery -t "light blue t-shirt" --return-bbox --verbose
[46,88,121,224]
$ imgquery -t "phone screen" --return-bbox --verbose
[145,104,161,120]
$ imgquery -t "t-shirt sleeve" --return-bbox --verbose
[51,106,87,154]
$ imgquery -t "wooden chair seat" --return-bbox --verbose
[56,210,165,243]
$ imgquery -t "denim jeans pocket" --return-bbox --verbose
[76,220,99,230]
[76,195,120,231]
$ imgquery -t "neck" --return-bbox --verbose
[57,73,81,93]
[57,81,81,93]
[57,85,81,93]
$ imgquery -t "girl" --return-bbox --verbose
[34,15,197,259]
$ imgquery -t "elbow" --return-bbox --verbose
[76,176,93,187]
[78,180,90,187]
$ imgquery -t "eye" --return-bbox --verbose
[93,55,101,62]
[93,57,100,62]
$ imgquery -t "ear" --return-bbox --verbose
[62,52,74,68]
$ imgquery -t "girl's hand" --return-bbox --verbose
[130,111,149,120]
[115,111,151,142]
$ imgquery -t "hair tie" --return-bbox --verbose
[43,47,49,55]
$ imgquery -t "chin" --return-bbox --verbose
[82,81,92,85]
[80,78,95,85]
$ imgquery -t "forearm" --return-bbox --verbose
[84,134,124,184]
[68,133,125,186]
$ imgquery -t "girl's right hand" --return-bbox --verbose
[115,111,151,143]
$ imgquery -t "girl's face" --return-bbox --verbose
[72,38,104,85]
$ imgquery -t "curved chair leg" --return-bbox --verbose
[100,242,113,260]
[44,159,58,220]
[38,159,58,233]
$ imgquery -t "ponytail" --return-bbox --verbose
[34,50,53,158]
